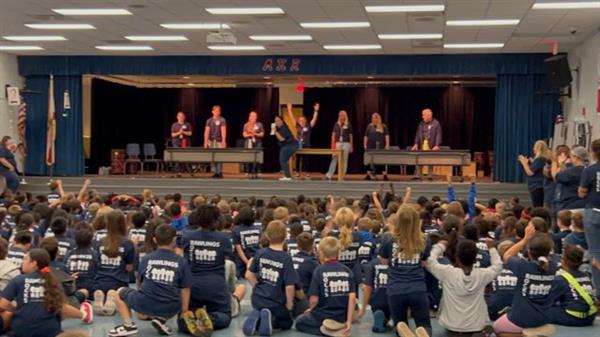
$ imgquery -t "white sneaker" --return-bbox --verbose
[279,177,292,181]
[231,294,241,318]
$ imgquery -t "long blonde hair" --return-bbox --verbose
[393,205,425,258]
[335,207,355,251]
[372,112,385,130]
[533,140,552,160]
[337,110,349,127]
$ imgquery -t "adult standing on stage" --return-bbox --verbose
[286,102,319,178]
[411,108,442,179]
[0,137,19,192]
[242,111,264,178]
[272,115,298,181]
[364,112,390,181]
[204,105,227,178]
[325,110,353,180]
[518,140,552,207]
[578,139,600,298]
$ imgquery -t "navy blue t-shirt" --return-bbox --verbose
[552,230,572,255]
[555,164,584,205]
[65,247,97,292]
[547,270,595,315]
[276,123,297,146]
[296,123,312,147]
[363,260,388,311]
[378,236,430,295]
[579,162,600,208]
[527,157,546,191]
[333,122,353,143]
[232,225,261,259]
[7,246,26,267]
[506,256,556,328]
[250,247,299,309]
[93,229,108,247]
[308,261,355,322]
[129,227,147,248]
[55,234,76,262]
[292,251,320,293]
[486,266,518,316]
[358,239,377,265]
[1,272,61,337]
[138,248,192,316]
[182,229,232,277]
[93,238,135,290]
[287,239,299,257]
[330,231,362,285]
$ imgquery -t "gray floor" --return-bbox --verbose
[61,296,599,337]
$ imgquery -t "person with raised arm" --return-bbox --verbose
[286,102,319,178]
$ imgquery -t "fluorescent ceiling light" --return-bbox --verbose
[205,7,284,15]
[365,5,445,13]
[0,45,44,51]
[444,43,504,49]
[52,8,133,15]
[3,35,66,41]
[249,35,312,41]
[532,1,600,9]
[208,45,265,51]
[323,44,382,50]
[378,33,443,40]
[25,23,96,29]
[95,45,153,51]
[446,19,520,26]
[125,35,188,41]
[300,22,370,28]
[161,23,230,29]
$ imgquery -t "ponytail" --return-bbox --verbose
[29,249,64,313]
[527,234,552,273]
[335,207,354,251]
[537,256,549,273]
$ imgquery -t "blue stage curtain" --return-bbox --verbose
[494,74,560,183]
[24,75,84,176]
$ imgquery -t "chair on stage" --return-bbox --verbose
[124,143,144,175]
[142,143,162,174]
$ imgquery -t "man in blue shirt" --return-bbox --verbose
[109,224,193,337]
[204,105,227,178]
[0,138,19,192]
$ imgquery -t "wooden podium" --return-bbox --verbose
[111,149,125,175]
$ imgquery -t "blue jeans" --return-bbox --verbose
[584,208,600,296]
[388,292,432,336]
[279,142,298,178]
[326,142,351,178]
[0,170,19,192]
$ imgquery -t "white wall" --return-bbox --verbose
[0,52,23,142]
[563,31,600,146]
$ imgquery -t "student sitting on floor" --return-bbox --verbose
[7,230,32,267]
[0,249,92,337]
[234,206,262,278]
[50,217,76,263]
[357,250,389,333]
[552,210,572,255]
[379,204,432,336]
[295,237,356,337]
[493,224,557,337]
[108,224,194,337]
[486,240,518,321]
[426,237,502,336]
[243,220,299,337]
[65,224,97,301]
[546,245,597,327]
[292,232,319,318]
[0,238,20,291]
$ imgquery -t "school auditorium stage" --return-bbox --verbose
[21,174,530,204]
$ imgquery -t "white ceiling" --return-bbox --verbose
[0,0,599,55]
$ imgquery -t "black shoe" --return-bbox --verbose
[383,174,389,181]
[108,323,138,337]
[217,173,224,179]
[151,317,173,336]
[364,174,372,181]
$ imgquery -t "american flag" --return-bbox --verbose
[17,100,26,156]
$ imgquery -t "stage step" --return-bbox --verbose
[20,176,531,205]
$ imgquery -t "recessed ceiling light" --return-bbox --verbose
[249,35,312,41]
[446,19,520,26]
[367,76,375,79]
[0,45,44,51]
[365,5,445,13]
[378,33,443,40]
[444,43,504,49]
[208,45,265,51]
[25,23,96,29]
[187,83,195,86]
[263,76,271,79]
[182,76,191,79]
[125,35,188,41]
[532,2,600,9]
[3,35,66,41]
[300,22,370,28]
[161,23,230,29]
[52,8,133,15]
[323,44,382,50]
[95,45,153,51]
[205,7,284,15]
